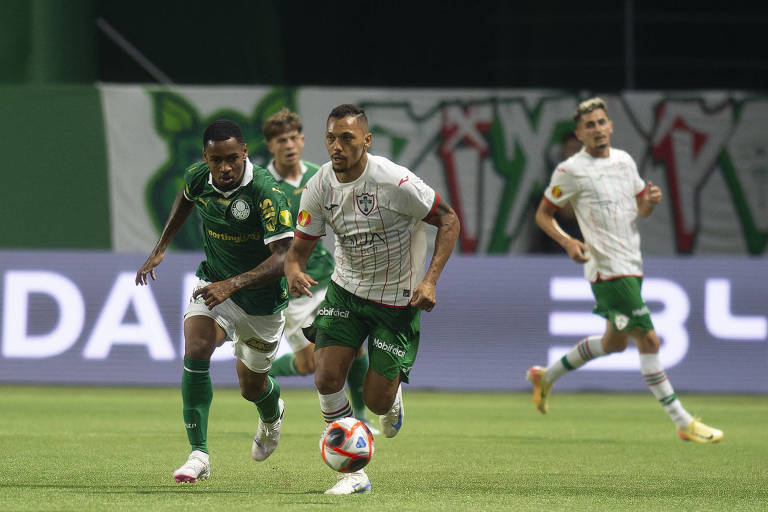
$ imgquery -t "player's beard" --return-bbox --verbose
[331,156,346,173]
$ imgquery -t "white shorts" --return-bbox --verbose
[184,279,285,373]
[283,286,327,352]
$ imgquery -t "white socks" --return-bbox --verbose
[639,353,693,429]
[545,335,606,383]
[543,337,694,429]
[318,388,352,424]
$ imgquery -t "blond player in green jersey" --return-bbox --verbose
[528,97,723,444]
[136,120,294,483]
[261,109,377,433]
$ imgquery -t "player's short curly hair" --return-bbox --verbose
[263,108,303,141]
[573,97,607,124]
[203,119,244,146]
[328,104,368,129]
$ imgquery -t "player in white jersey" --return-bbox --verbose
[527,97,723,443]
[285,104,460,494]
[261,109,377,434]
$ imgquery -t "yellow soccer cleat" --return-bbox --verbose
[526,366,553,414]
[677,418,724,444]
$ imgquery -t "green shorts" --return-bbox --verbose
[590,276,654,332]
[314,281,421,383]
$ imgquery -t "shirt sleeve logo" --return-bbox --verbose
[298,210,311,226]
[279,209,292,227]
[552,186,563,198]
[260,199,276,232]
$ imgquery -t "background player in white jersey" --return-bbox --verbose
[261,109,377,433]
[285,104,460,494]
[527,97,723,443]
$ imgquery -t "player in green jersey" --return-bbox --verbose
[136,119,295,483]
[261,109,377,433]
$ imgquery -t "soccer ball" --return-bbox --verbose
[319,417,374,472]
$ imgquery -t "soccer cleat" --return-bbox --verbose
[526,365,553,414]
[324,469,372,495]
[251,398,285,461]
[677,418,724,444]
[173,450,210,483]
[379,384,404,438]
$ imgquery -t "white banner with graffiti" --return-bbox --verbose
[100,85,768,255]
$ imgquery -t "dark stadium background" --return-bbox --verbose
[96,2,768,90]
[1,1,765,89]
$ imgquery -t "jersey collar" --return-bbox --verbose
[267,160,307,184]
[330,154,370,186]
[208,158,254,197]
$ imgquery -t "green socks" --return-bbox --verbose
[348,352,368,419]
[252,376,282,423]
[182,360,282,454]
[269,353,303,377]
[181,358,213,453]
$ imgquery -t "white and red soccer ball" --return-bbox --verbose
[319,417,374,472]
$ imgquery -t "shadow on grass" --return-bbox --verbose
[0,483,343,498]
[0,483,249,494]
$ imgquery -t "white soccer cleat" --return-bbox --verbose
[251,398,285,461]
[324,469,371,495]
[379,384,404,438]
[172,450,210,483]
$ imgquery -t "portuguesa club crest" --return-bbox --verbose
[356,192,376,215]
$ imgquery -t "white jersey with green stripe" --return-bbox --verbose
[296,154,438,307]
[543,147,647,282]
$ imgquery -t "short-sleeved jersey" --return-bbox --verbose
[295,154,439,307]
[267,160,334,290]
[543,147,646,282]
[183,159,294,315]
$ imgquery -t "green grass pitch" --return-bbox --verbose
[1,385,766,511]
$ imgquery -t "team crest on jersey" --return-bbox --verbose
[231,198,251,220]
[356,192,376,216]
[552,186,563,198]
[298,210,311,226]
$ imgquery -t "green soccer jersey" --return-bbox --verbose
[267,160,334,289]
[183,159,294,315]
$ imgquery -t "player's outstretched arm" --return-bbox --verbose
[193,237,293,310]
[410,201,460,312]
[135,189,195,285]
[535,198,589,263]
[637,181,662,217]
[285,236,319,298]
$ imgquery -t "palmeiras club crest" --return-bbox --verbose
[356,192,376,216]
